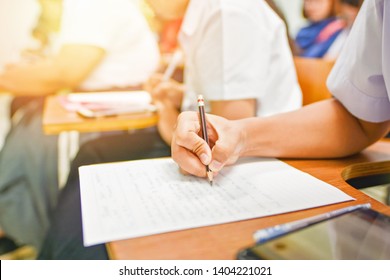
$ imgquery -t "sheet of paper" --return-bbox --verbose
[79,158,354,246]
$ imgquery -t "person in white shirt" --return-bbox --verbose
[0,0,159,96]
[38,0,302,259]
[146,0,302,145]
[170,0,389,180]
[58,0,160,91]
[0,0,160,257]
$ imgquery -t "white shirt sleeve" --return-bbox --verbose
[327,0,390,122]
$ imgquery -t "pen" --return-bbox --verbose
[253,203,371,244]
[162,49,183,82]
[197,95,213,186]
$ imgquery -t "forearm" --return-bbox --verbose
[0,45,105,96]
[239,99,390,158]
[0,60,66,96]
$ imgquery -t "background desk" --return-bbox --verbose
[107,139,390,260]
[42,95,158,134]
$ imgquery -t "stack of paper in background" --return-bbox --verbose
[58,91,156,118]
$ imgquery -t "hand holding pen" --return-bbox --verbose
[171,111,244,179]
[143,49,183,109]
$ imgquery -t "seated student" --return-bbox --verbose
[171,0,390,181]
[0,0,159,96]
[295,0,345,58]
[38,0,302,259]
[324,0,364,59]
[0,0,159,257]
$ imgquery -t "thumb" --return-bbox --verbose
[176,126,212,166]
[173,133,212,178]
[171,112,213,177]
[193,140,212,166]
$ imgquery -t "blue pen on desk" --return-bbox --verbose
[253,203,371,244]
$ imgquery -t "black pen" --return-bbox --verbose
[197,95,213,186]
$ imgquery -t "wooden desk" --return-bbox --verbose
[107,139,390,260]
[42,96,158,134]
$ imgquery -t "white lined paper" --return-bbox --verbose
[79,158,354,246]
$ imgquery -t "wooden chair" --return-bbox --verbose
[342,161,390,189]
[342,160,390,205]
[293,56,335,105]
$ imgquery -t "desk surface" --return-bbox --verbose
[42,95,158,134]
[107,139,390,260]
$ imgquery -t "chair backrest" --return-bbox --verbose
[294,56,335,105]
[341,160,390,204]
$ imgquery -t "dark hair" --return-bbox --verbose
[340,0,364,8]
[264,0,298,54]
[302,0,339,19]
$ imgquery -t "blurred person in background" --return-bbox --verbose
[0,0,160,258]
[324,0,364,59]
[0,0,159,98]
[295,0,345,58]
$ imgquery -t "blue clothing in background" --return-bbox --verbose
[296,18,344,58]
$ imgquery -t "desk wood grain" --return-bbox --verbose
[42,96,158,134]
[107,139,390,260]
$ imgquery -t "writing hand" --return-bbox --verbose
[143,73,184,109]
[171,111,245,178]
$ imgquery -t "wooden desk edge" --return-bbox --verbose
[43,95,158,134]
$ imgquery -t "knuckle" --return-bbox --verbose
[213,142,231,162]
[191,140,205,156]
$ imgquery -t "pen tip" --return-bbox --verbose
[207,171,213,186]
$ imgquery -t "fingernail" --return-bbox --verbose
[209,160,222,171]
[200,153,210,165]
